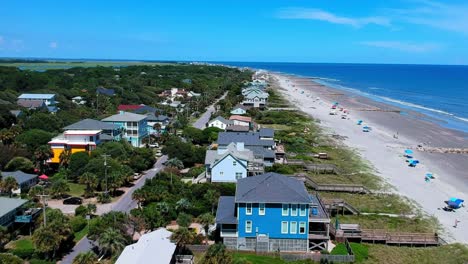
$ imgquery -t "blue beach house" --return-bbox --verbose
[102,111,148,147]
[216,173,330,252]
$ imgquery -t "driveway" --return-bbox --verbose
[192,91,227,129]
[59,155,167,264]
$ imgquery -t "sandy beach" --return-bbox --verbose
[272,73,468,244]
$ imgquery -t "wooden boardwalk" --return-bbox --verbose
[290,174,371,194]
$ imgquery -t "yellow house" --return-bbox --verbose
[48,130,102,163]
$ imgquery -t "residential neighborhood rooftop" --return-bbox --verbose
[102,111,147,122]
[0,171,37,186]
[205,143,255,168]
[229,115,252,122]
[63,118,118,130]
[0,197,28,218]
[217,132,274,147]
[215,196,237,224]
[235,173,312,204]
[18,93,55,99]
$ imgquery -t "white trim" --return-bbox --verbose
[246,203,252,215]
[245,220,252,233]
[291,204,298,216]
[290,221,297,234]
[281,221,288,234]
[282,204,289,216]
[299,222,306,234]
[259,203,265,215]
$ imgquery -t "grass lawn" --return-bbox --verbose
[336,214,439,233]
[73,226,88,243]
[233,253,286,264]
[10,237,34,250]
[67,182,85,197]
[319,192,414,215]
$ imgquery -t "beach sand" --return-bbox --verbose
[272,73,468,244]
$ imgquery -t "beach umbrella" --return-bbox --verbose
[39,174,49,180]
[404,149,413,155]
[426,172,434,179]
[357,120,363,125]
[447,198,464,209]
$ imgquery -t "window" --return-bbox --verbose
[291,204,298,216]
[290,221,297,234]
[89,136,93,141]
[299,222,306,234]
[245,221,252,233]
[281,221,288,234]
[219,171,224,176]
[259,203,265,215]
[300,204,307,216]
[246,203,252,215]
[233,161,237,166]
[235,172,242,179]
[282,204,289,216]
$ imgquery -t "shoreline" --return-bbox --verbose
[270,73,468,244]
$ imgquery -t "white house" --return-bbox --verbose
[230,105,248,115]
[207,116,232,130]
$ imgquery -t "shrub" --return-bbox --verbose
[29,259,55,264]
[75,205,87,217]
[4,157,34,172]
[0,253,23,264]
[97,193,111,204]
[70,216,87,233]
[10,248,35,259]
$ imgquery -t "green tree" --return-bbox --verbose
[165,157,184,184]
[50,178,70,198]
[0,253,23,264]
[32,226,62,259]
[176,212,193,228]
[69,152,90,180]
[15,129,53,153]
[170,227,194,249]
[0,226,10,251]
[98,228,127,257]
[34,145,53,173]
[202,243,233,264]
[79,172,98,197]
[0,176,18,197]
[59,148,72,168]
[175,198,191,212]
[4,156,34,172]
[198,213,214,241]
[73,251,98,264]
[28,185,47,202]
[203,189,219,214]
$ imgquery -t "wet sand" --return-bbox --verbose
[273,74,468,244]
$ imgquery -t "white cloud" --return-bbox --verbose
[277,8,391,28]
[49,41,58,49]
[360,41,440,52]
[387,1,468,35]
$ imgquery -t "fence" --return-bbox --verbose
[186,244,210,252]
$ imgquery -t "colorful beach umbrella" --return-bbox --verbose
[404,149,413,155]
[39,174,49,180]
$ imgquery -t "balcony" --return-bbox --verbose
[308,231,329,239]
[220,228,238,238]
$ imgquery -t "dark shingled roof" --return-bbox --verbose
[215,196,237,224]
[235,173,312,204]
[247,146,275,159]
[146,113,169,122]
[63,119,118,130]
[1,171,37,185]
[217,132,274,147]
[96,87,115,96]
[259,128,274,138]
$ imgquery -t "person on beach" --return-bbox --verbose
[454,219,460,228]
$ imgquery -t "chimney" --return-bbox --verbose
[236,142,244,151]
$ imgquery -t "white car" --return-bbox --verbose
[148,143,159,148]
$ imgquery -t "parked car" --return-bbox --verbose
[148,143,159,148]
[133,173,142,180]
[63,197,83,205]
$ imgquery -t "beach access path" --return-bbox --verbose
[273,74,468,244]
[192,91,228,129]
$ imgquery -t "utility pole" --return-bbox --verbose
[101,154,111,196]
[37,193,49,227]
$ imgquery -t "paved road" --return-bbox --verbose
[192,91,228,129]
[60,155,167,263]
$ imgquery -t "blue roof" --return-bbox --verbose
[1,171,37,185]
[18,94,55,99]
[215,196,237,224]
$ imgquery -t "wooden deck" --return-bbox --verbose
[290,174,371,194]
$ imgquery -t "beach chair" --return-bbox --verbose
[362,126,371,132]
[357,120,363,125]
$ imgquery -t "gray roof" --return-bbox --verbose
[102,112,147,122]
[205,143,255,167]
[17,99,46,109]
[0,197,27,218]
[64,119,118,130]
[216,196,237,224]
[245,92,269,99]
[235,173,312,203]
[226,125,250,132]
[247,146,275,159]
[209,116,232,125]
[9,110,22,117]
[259,128,274,138]
[146,113,169,122]
[217,132,274,147]
[1,171,37,185]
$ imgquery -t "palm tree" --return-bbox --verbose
[79,172,98,197]
[203,189,219,214]
[32,226,62,259]
[0,176,18,197]
[34,145,53,173]
[170,227,194,250]
[153,123,162,136]
[50,178,70,198]
[132,189,146,209]
[108,171,124,195]
[85,203,97,216]
[28,185,47,202]
[165,158,184,184]
[198,213,214,243]
[98,228,127,258]
[175,198,191,212]
[73,251,98,264]
[59,148,72,169]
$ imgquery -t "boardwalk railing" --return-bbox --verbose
[290,174,371,194]
[323,198,361,215]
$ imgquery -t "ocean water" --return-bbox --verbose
[221,62,468,134]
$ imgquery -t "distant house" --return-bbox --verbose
[9,110,23,118]
[182,78,192,84]
[48,130,102,163]
[0,171,38,190]
[207,116,232,130]
[146,113,170,134]
[242,89,268,108]
[102,111,148,147]
[230,105,248,115]
[188,91,201,97]
[217,131,275,166]
[72,96,86,105]
[226,125,250,132]
[205,143,263,183]
[229,115,252,127]
[63,118,121,142]
[17,94,56,106]
[16,99,47,111]
[96,87,115,96]
[0,197,28,227]
[117,104,143,112]
[116,228,184,264]
[216,173,330,252]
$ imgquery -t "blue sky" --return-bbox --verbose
[1,0,468,64]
